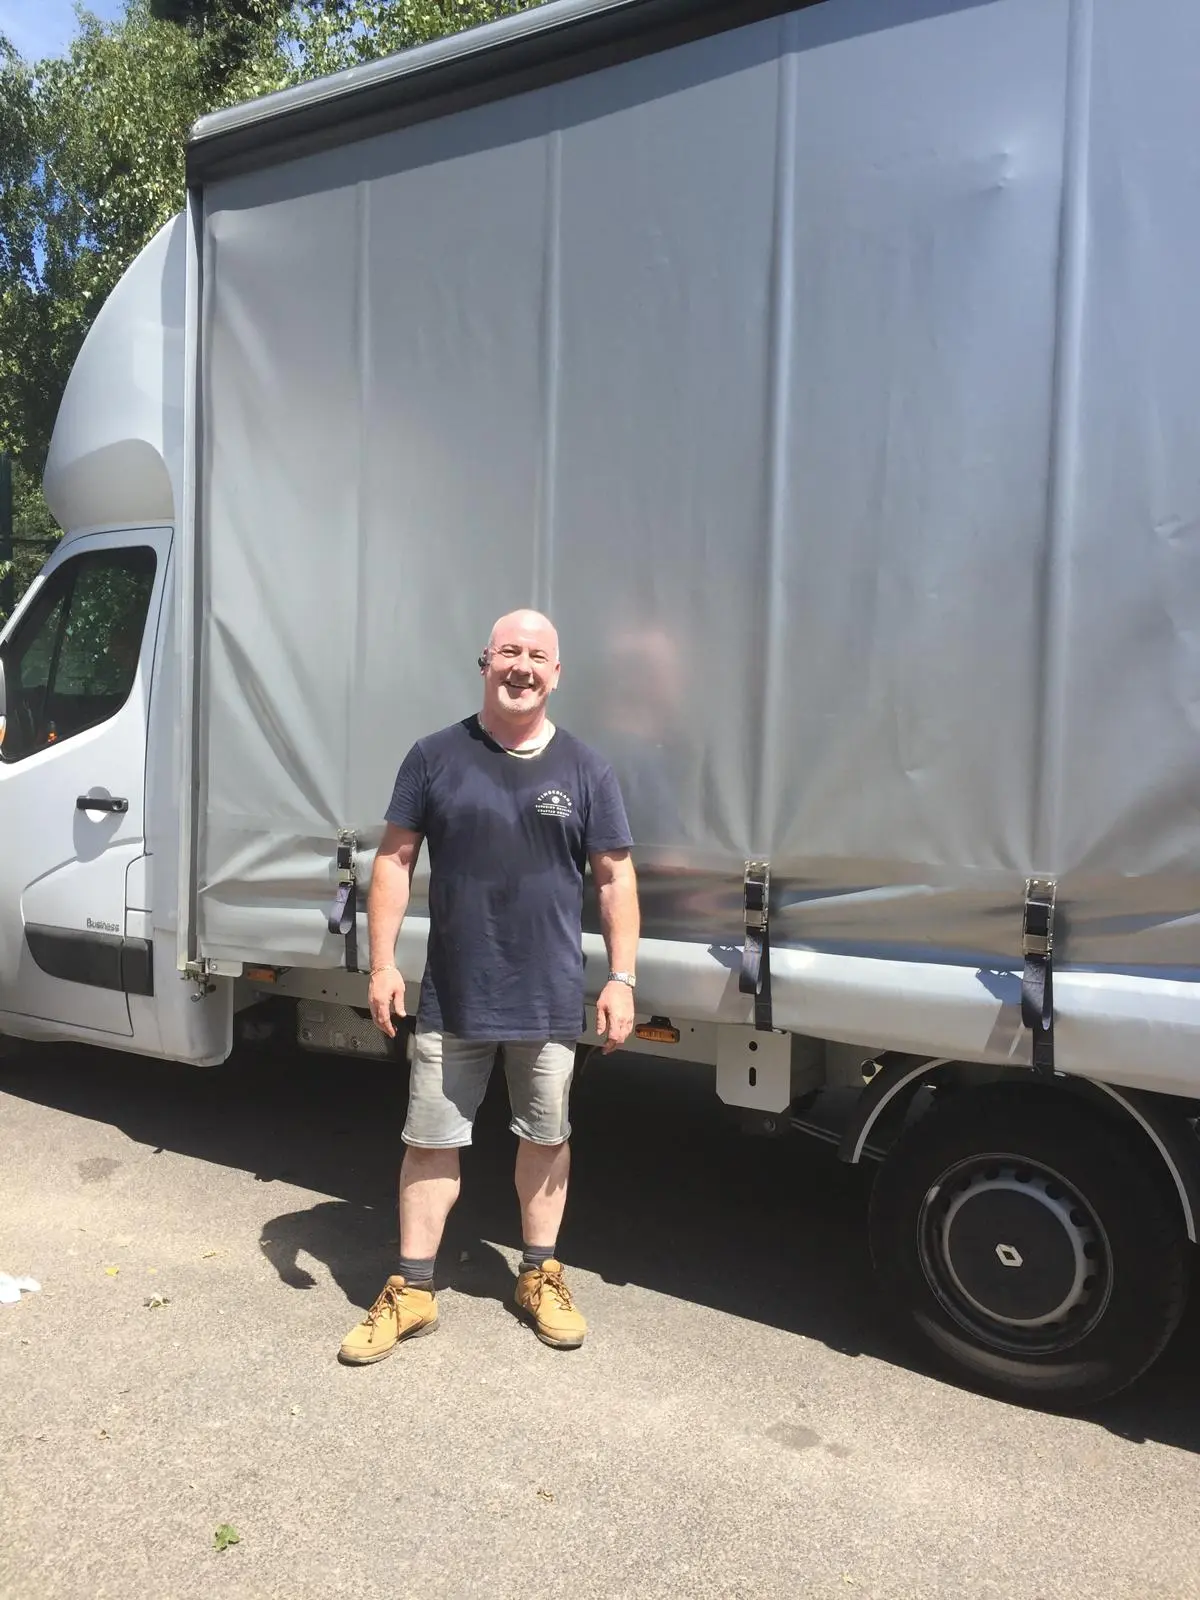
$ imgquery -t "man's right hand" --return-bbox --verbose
[368,966,407,1037]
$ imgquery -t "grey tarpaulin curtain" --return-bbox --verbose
[194,0,1200,986]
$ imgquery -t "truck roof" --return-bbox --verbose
[187,0,804,184]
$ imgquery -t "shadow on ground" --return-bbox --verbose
[3,1033,1198,1451]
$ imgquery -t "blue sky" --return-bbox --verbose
[0,0,127,63]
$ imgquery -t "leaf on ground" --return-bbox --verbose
[144,1294,170,1309]
[213,1524,240,1552]
[97,1428,110,1440]
[201,1250,220,1259]
[104,1266,120,1277]
[536,1488,555,1503]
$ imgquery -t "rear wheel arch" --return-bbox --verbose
[846,1055,1200,1246]
[867,1078,1193,1407]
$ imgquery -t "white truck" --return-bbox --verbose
[1,0,1198,1408]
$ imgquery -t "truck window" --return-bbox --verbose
[0,546,157,764]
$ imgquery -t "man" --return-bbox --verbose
[339,609,640,1365]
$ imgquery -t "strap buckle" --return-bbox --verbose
[328,830,360,973]
[1023,877,1055,959]
[743,861,770,930]
[336,828,358,886]
[1021,877,1058,1078]
[739,860,773,1032]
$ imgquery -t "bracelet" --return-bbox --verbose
[369,963,399,977]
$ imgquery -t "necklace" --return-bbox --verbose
[478,714,554,756]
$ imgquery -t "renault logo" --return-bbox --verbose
[995,1243,1023,1268]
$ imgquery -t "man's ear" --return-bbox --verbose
[477,652,489,672]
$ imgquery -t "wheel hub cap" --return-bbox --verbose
[919,1157,1112,1353]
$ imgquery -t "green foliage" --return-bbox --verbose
[277,2,545,79]
[1,3,282,469]
[1,458,59,626]
[0,38,50,479]
[0,0,546,614]
[0,1,268,603]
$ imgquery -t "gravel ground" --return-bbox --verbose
[1,1039,1198,1600]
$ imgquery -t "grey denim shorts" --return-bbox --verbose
[402,1029,577,1149]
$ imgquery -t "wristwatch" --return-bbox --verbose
[608,970,636,989]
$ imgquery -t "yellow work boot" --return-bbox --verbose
[515,1259,587,1349]
[338,1276,438,1365]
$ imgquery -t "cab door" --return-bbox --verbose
[0,529,169,1037]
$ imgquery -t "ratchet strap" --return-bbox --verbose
[1021,877,1057,1077]
[739,859,773,1032]
[327,830,359,973]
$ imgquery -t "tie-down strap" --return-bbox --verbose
[1020,877,1056,1077]
[327,830,359,973]
[738,859,773,1032]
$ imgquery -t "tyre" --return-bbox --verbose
[869,1084,1191,1409]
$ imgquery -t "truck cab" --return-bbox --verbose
[0,217,229,1066]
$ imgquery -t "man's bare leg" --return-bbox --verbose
[338,1146,456,1364]
[513,1138,585,1347]
[398,1146,462,1262]
[515,1138,570,1248]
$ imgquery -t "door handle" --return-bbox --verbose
[77,795,129,814]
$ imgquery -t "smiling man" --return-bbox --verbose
[339,610,639,1365]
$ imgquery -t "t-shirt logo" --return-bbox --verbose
[535,788,574,820]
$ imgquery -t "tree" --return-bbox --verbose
[148,0,292,99]
[0,2,280,621]
[0,37,51,501]
[0,0,545,621]
[0,37,66,619]
[0,5,266,514]
[275,2,545,78]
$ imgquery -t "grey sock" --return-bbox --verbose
[397,1254,435,1287]
[521,1243,557,1273]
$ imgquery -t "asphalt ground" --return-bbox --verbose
[1,1037,1199,1600]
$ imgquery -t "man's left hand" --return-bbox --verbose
[595,980,636,1055]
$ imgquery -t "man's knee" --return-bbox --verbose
[401,1144,462,1178]
[516,1135,569,1154]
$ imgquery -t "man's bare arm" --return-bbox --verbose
[589,848,640,1053]
[367,824,423,1035]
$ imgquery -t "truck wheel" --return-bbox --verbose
[868,1085,1191,1408]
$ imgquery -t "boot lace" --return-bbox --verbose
[363,1283,402,1338]
[538,1267,574,1311]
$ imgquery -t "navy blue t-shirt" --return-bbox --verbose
[385,717,634,1040]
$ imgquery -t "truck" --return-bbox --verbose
[1,0,1198,1409]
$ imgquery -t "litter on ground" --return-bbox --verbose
[0,1275,41,1306]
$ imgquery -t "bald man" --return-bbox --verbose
[339,610,639,1365]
